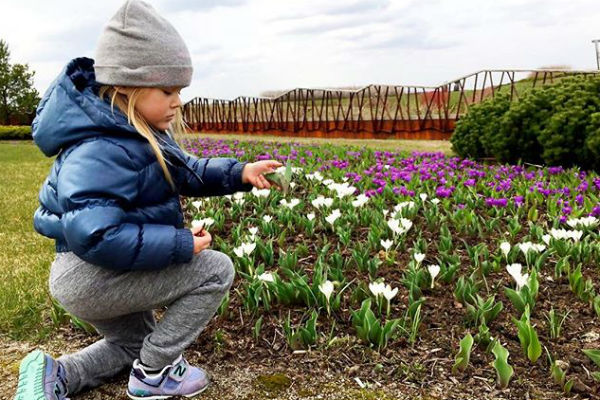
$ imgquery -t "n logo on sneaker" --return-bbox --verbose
[173,365,186,378]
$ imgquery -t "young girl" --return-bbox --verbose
[15,1,281,399]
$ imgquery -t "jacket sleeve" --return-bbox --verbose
[178,149,254,197]
[57,140,194,270]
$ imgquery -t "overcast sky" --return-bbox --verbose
[1,0,599,103]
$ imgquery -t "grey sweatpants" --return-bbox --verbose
[48,249,235,395]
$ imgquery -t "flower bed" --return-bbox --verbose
[180,137,600,395]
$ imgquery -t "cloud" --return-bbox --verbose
[268,0,390,22]
[29,21,104,62]
[156,0,247,13]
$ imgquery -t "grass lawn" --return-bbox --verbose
[0,141,55,341]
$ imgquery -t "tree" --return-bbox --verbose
[0,39,40,125]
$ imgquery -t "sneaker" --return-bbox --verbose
[126,355,209,399]
[14,349,70,400]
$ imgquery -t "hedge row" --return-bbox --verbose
[451,74,600,171]
[0,126,32,140]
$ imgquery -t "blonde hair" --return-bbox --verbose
[98,85,190,191]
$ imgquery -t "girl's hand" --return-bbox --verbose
[190,226,212,254]
[242,160,284,190]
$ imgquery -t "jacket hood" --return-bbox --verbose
[32,57,139,157]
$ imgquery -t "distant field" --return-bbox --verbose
[178,132,454,155]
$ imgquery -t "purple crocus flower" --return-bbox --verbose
[548,166,563,175]
[514,196,524,206]
[485,198,508,207]
[435,186,454,198]
[463,178,476,187]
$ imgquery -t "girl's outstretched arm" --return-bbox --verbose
[178,152,254,197]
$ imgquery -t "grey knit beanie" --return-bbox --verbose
[94,0,193,88]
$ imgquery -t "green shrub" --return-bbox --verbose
[0,125,32,140]
[451,94,511,159]
[451,74,600,171]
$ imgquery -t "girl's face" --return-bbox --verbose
[124,87,183,131]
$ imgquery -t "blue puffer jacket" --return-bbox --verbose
[32,57,253,271]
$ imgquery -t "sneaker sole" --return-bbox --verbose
[126,383,209,400]
[14,349,47,400]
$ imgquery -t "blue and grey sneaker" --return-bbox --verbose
[14,349,69,400]
[126,355,209,399]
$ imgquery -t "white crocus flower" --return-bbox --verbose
[414,253,425,265]
[381,239,393,251]
[322,179,334,185]
[387,218,401,234]
[258,272,274,282]
[352,194,369,208]
[542,234,551,245]
[514,273,529,291]
[570,230,583,241]
[567,216,598,228]
[500,242,511,257]
[325,209,341,225]
[234,198,245,206]
[233,246,244,258]
[233,192,245,200]
[241,242,256,256]
[399,218,413,232]
[204,218,215,227]
[549,228,583,242]
[382,284,398,301]
[192,200,203,210]
[506,263,522,281]
[263,215,273,223]
[306,213,315,221]
[506,263,529,290]
[427,264,440,288]
[383,210,389,217]
[251,187,271,198]
[191,219,204,229]
[431,198,440,205]
[518,242,546,255]
[280,198,301,209]
[248,226,258,237]
[191,218,214,230]
[319,280,334,302]
[274,166,302,175]
[233,243,251,258]
[394,202,415,212]
[369,281,386,297]
[419,193,428,202]
[311,195,333,209]
[387,218,413,235]
[306,172,324,181]
[328,182,356,198]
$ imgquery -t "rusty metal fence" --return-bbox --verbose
[182,69,600,140]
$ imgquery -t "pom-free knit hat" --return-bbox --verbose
[94,0,193,88]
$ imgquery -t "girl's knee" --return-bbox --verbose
[198,249,235,287]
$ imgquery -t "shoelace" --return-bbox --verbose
[54,363,69,399]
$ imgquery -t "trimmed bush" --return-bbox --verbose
[451,74,600,171]
[0,125,32,140]
[451,94,511,159]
